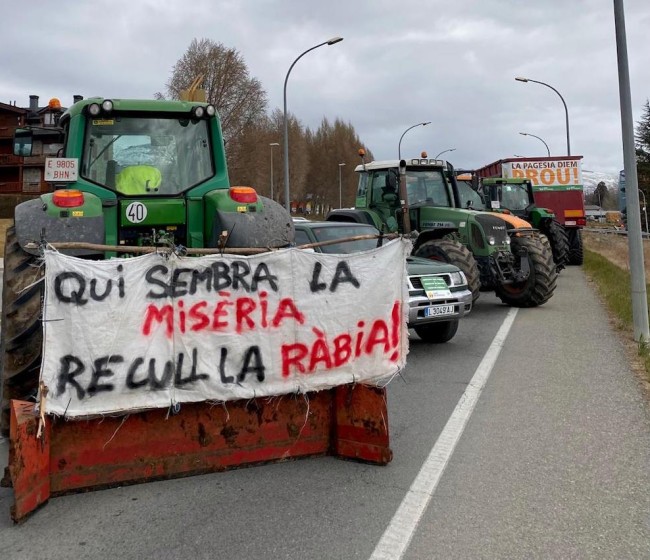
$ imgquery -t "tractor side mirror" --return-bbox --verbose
[13,128,33,157]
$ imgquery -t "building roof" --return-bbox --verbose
[0,101,27,114]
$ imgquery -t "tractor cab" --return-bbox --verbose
[481,178,535,217]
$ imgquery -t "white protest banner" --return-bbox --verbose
[40,239,410,417]
[502,158,583,191]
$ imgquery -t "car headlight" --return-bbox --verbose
[449,271,466,286]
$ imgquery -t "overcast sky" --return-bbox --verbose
[2,0,649,176]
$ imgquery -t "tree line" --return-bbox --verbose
[157,38,373,213]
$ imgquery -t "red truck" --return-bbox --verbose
[475,156,585,265]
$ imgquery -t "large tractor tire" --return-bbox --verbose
[415,239,481,303]
[414,320,459,343]
[494,235,557,308]
[0,226,44,436]
[541,219,570,271]
[567,228,584,265]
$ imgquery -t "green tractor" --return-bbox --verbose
[457,175,569,272]
[327,152,556,308]
[0,97,294,435]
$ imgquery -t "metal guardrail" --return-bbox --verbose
[583,227,650,239]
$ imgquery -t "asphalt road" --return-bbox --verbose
[1,267,649,559]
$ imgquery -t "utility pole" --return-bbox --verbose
[614,0,649,341]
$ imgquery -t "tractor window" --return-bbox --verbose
[356,172,368,198]
[370,171,398,206]
[405,169,451,207]
[500,184,530,211]
[81,116,214,195]
[456,180,485,210]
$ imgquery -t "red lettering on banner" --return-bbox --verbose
[142,295,306,338]
[281,343,308,376]
[142,304,173,337]
[189,301,210,331]
[280,301,403,377]
[272,298,305,327]
[236,297,256,333]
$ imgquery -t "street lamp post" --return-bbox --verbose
[515,76,570,155]
[338,162,346,208]
[269,142,279,201]
[639,189,648,234]
[283,37,343,211]
[398,121,431,160]
[519,132,550,157]
[434,148,456,159]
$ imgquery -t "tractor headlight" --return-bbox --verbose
[101,99,113,113]
[193,106,205,119]
[505,237,511,245]
[205,104,216,117]
[487,236,496,246]
[88,103,101,116]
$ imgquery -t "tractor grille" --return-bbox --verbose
[474,214,510,245]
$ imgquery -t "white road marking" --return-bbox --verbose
[369,307,519,560]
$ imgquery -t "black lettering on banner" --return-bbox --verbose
[212,262,232,291]
[117,264,125,298]
[309,260,360,293]
[54,272,88,305]
[219,347,235,384]
[89,278,112,301]
[330,261,360,292]
[309,262,328,293]
[171,268,192,298]
[56,354,86,398]
[231,261,251,291]
[126,357,148,389]
[250,263,278,292]
[146,264,170,298]
[174,348,209,386]
[190,268,212,294]
[151,358,174,390]
[237,346,265,383]
[87,355,123,396]
[54,271,121,304]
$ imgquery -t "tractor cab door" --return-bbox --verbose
[369,170,400,231]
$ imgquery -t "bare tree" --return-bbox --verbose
[163,38,268,147]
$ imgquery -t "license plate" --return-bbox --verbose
[425,304,456,317]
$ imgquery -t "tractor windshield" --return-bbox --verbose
[81,115,214,195]
[498,184,530,211]
[405,169,452,207]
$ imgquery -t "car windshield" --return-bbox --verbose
[309,225,380,254]
[498,184,530,211]
[81,115,214,195]
[405,169,452,207]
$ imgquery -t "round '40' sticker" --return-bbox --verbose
[125,202,147,223]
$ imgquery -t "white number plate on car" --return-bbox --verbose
[425,304,456,317]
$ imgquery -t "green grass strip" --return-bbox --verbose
[584,249,650,378]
